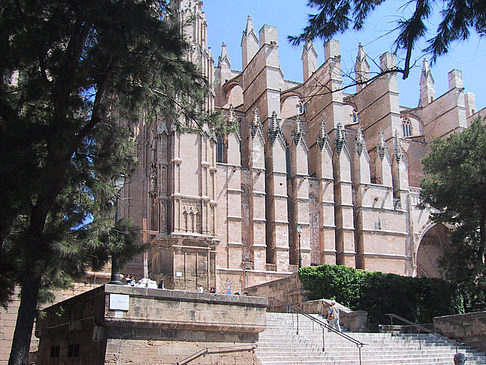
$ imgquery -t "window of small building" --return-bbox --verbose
[68,344,80,357]
[50,345,60,358]
[402,118,412,137]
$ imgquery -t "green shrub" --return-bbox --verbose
[298,265,464,326]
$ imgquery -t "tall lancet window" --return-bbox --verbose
[402,118,412,137]
[285,147,291,178]
[216,135,227,163]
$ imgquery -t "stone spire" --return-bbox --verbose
[355,124,367,156]
[244,15,254,36]
[335,123,346,155]
[218,42,231,69]
[302,38,318,82]
[377,130,388,159]
[419,58,435,107]
[355,43,370,92]
[241,15,259,69]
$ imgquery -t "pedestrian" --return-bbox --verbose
[454,353,466,365]
[198,285,204,293]
[327,301,341,332]
[125,274,135,286]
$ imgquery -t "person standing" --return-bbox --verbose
[454,353,466,364]
[327,301,341,332]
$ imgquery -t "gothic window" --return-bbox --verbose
[285,147,291,178]
[216,135,227,163]
[402,118,412,137]
[352,109,359,124]
[183,210,188,232]
[190,211,195,232]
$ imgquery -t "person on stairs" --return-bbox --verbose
[454,353,466,364]
[327,301,341,332]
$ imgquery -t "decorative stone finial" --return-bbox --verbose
[393,130,403,162]
[377,130,388,160]
[335,123,346,155]
[293,115,305,145]
[251,106,260,137]
[355,124,366,156]
[317,120,330,151]
[268,111,281,145]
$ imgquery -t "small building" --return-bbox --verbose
[35,284,266,364]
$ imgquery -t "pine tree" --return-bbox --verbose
[290,0,486,78]
[420,119,486,311]
[0,1,220,363]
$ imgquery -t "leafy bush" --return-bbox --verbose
[298,265,464,327]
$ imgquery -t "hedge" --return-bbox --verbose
[298,265,464,327]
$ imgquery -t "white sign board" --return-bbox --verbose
[109,294,129,311]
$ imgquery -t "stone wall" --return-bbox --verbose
[0,288,20,365]
[246,273,369,331]
[301,300,368,332]
[246,273,306,311]
[36,284,267,365]
[0,283,100,365]
[434,312,486,353]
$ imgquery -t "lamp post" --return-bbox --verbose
[109,174,126,285]
[297,224,302,268]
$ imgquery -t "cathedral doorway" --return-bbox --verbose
[416,224,450,278]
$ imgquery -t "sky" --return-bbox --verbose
[202,0,486,111]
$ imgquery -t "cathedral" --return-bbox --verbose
[120,0,484,294]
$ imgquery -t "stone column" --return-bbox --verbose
[333,124,356,267]
[289,116,311,268]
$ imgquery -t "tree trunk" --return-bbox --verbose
[481,208,486,267]
[8,275,42,365]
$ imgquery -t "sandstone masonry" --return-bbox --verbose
[120,0,486,294]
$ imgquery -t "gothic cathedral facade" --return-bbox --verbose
[120,0,484,293]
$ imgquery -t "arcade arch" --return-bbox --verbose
[416,223,450,278]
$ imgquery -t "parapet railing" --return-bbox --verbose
[283,301,365,365]
[173,344,257,365]
[386,313,459,352]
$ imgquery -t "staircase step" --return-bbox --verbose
[256,312,486,365]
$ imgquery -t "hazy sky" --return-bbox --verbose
[202,0,485,111]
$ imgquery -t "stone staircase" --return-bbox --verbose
[256,312,486,365]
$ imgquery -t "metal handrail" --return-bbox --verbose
[287,303,365,365]
[173,344,257,365]
[386,313,460,352]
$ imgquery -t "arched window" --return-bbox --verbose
[402,118,412,137]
